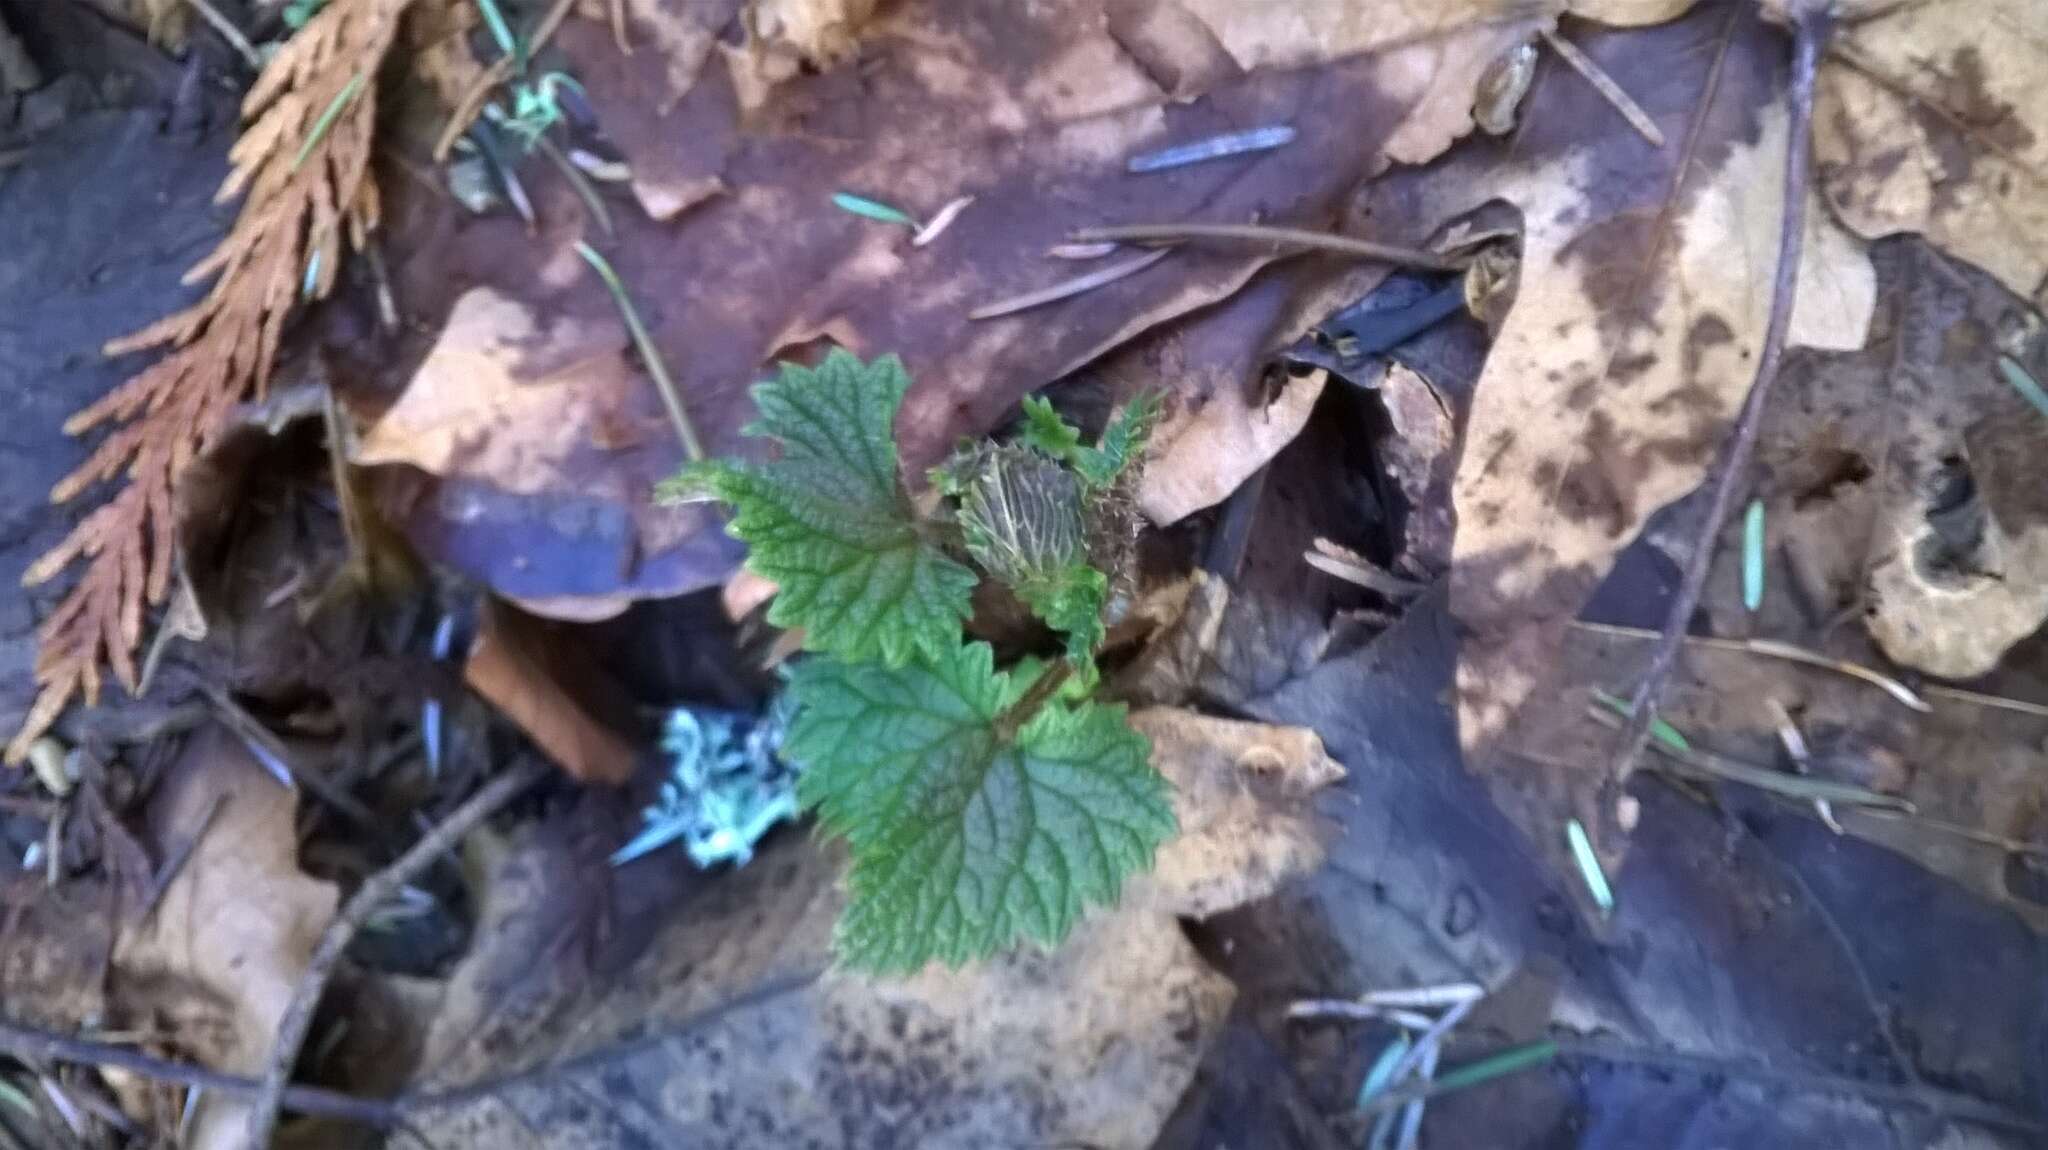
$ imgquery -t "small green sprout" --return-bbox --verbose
[665,352,1174,972]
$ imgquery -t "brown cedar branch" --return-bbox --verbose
[241,757,551,1146]
[1606,8,1829,788]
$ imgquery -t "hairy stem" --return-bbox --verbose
[995,658,1074,741]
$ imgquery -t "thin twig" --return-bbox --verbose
[135,791,229,926]
[0,1020,395,1125]
[1919,683,2048,720]
[242,758,551,1147]
[608,0,630,54]
[1604,0,1819,784]
[1068,223,1466,271]
[969,247,1173,320]
[1582,708,1912,811]
[1567,621,1927,712]
[202,686,388,832]
[0,969,821,1133]
[1538,28,1665,146]
[181,0,261,69]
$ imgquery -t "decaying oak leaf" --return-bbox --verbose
[1800,0,2048,307]
[1354,1,1874,781]
[378,0,1545,610]
[114,726,339,1150]
[354,287,740,617]
[408,705,1337,1148]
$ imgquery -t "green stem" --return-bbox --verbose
[575,242,705,461]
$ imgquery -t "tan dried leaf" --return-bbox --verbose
[1355,6,1873,773]
[1808,0,2048,307]
[1126,707,1344,918]
[115,726,339,1150]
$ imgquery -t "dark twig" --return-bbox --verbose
[135,791,228,926]
[242,758,552,1147]
[1069,223,1466,271]
[1607,11,1828,789]
[0,968,820,1136]
[0,1020,394,1125]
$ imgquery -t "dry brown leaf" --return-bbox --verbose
[377,0,1547,612]
[1498,240,2048,906]
[1354,3,1874,781]
[356,286,739,616]
[1127,707,1344,918]
[1546,622,2048,931]
[1803,0,2048,307]
[115,725,338,1150]
[409,704,1336,1148]
[1141,367,1326,525]
[1152,0,1699,72]
[11,0,415,762]
[748,0,879,64]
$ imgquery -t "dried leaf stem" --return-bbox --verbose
[182,0,262,68]
[970,247,1173,320]
[1068,223,1466,271]
[576,242,703,461]
[1606,11,1827,788]
[242,757,551,1146]
[1539,28,1664,147]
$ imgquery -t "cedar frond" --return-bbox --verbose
[8,0,418,763]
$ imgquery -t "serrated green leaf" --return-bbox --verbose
[1073,391,1163,488]
[1018,396,1084,460]
[680,351,977,666]
[1018,562,1107,663]
[788,643,1175,972]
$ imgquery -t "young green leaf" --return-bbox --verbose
[1072,391,1162,488]
[1018,395,1084,460]
[788,642,1175,972]
[1016,563,1107,662]
[668,351,976,666]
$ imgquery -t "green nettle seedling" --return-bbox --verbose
[662,351,1176,972]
